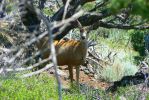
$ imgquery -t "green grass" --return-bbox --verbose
[0,72,149,100]
[0,73,85,100]
[112,86,149,100]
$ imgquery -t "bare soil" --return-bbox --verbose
[49,66,110,90]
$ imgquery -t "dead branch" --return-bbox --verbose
[20,63,54,78]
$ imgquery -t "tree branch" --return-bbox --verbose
[92,21,149,30]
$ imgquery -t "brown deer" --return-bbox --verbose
[18,0,88,86]
[36,31,88,86]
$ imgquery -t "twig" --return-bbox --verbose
[86,57,103,68]
[6,57,52,72]
[88,50,112,65]
[62,0,71,20]
[0,47,11,53]
[20,63,54,78]
[8,48,24,64]
[53,10,84,30]
[34,8,62,100]
[56,0,61,7]
[18,47,50,66]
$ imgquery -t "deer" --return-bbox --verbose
[36,29,88,87]
[18,0,88,87]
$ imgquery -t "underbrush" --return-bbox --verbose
[90,28,139,82]
[0,73,85,100]
[0,72,149,100]
[112,85,149,100]
[100,59,138,81]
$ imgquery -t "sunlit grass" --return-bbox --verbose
[0,73,85,100]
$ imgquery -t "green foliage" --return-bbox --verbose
[0,74,57,99]
[109,0,131,12]
[129,30,145,56]
[114,86,149,99]
[83,2,95,11]
[0,72,148,100]
[43,7,54,16]
[0,73,84,100]
[5,0,16,13]
[108,29,130,49]
[89,28,132,49]
[109,0,149,20]
[131,0,149,19]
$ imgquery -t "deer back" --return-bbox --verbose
[36,37,88,66]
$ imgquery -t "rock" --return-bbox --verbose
[88,67,94,74]
[90,78,96,81]
[119,96,126,100]
[63,76,69,81]
[49,68,54,74]
[59,67,63,70]
[88,73,94,77]
[80,66,86,71]
[57,69,67,77]
[94,74,98,79]
[49,70,54,74]
[84,69,90,75]
[59,66,68,70]
[49,69,67,77]
[62,88,73,94]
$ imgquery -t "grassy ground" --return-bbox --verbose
[0,73,85,100]
[1,72,149,100]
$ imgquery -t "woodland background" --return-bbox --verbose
[0,0,149,99]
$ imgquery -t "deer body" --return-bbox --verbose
[36,36,88,85]
[55,39,87,66]
[18,0,88,87]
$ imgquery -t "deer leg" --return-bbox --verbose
[68,66,73,85]
[76,66,80,87]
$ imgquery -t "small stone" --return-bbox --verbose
[88,67,94,74]
[63,76,69,81]
[59,67,63,70]
[84,69,90,75]
[49,69,54,74]
[49,71,54,74]
[57,69,67,76]
[94,74,98,79]
[90,78,96,81]
[59,66,68,70]
[88,73,94,77]
[119,96,126,100]
[64,68,68,70]
[80,66,86,71]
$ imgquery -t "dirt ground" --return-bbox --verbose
[49,66,110,90]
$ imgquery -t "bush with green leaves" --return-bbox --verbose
[129,30,146,56]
